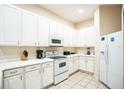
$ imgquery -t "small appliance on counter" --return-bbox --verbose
[86,47,90,55]
[70,52,76,55]
[63,51,70,55]
[21,50,28,61]
[36,50,43,59]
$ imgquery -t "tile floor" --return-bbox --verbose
[49,71,109,89]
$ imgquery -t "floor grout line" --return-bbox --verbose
[48,71,108,89]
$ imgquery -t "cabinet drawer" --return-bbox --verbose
[86,57,95,61]
[42,62,53,68]
[4,68,23,78]
[25,64,41,72]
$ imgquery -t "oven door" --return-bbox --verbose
[54,59,68,76]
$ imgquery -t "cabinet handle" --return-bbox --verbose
[43,68,44,73]
[20,75,22,80]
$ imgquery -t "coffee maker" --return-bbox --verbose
[36,50,43,59]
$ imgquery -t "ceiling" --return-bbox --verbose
[38,4,99,23]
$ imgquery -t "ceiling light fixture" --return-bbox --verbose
[78,9,84,14]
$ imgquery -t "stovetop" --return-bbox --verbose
[49,56,66,59]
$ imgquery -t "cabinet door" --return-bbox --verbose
[4,74,23,89]
[85,27,96,46]
[22,11,37,46]
[49,20,56,36]
[38,17,49,46]
[73,57,79,72]
[67,58,74,75]
[77,29,86,46]
[56,23,64,36]
[0,5,21,45]
[79,57,87,71]
[86,57,94,73]
[42,66,53,87]
[25,70,42,89]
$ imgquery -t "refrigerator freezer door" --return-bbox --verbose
[99,36,108,85]
[107,31,123,89]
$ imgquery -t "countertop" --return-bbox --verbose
[65,54,95,58]
[0,58,54,88]
[0,58,54,71]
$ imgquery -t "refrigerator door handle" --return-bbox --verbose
[106,44,109,65]
[105,45,108,65]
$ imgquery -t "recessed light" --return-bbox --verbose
[78,9,84,14]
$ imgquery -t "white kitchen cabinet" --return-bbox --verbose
[87,59,94,73]
[42,62,53,88]
[79,57,87,71]
[49,20,57,36]
[73,57,79,72]
[49,20,64,37]
[0,5,21,45]
[63,25,76,47]
[79,56,94,73]
[77,29,86,47]
[22,11,37,46]
[25,65,42,89]
[3,68,23,89]
[67,58,74,75]
[4,74,23,89]
[38,16,50,46]
[77,26,97,47]
[67,57,79,75]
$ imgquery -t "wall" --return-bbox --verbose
[75,18,94,29]
[99,5,122,35]
[0,46,76,63]
[14,4,74,28]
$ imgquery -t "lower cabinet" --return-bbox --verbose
[4,74,23,89]
[25,65,42,89]
[42,62,53,88]
[68,58,74,75]
[3,61,54,89]
[79,56,94,73]
[73,57,79,72]
[67,57,79,75]
[3,68,23,89]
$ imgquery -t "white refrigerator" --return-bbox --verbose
[100,31,123,89]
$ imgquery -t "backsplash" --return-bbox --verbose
[0,46,94,63]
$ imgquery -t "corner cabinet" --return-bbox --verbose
[0,5,21,46]
[79,56,94,73]
[21,11,38,46]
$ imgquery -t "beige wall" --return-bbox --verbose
[14,4,74,28]
[75,18,94,29]
[0,46,77,63]
[99,5,122,35]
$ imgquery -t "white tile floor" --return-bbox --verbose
[49,71,109,89]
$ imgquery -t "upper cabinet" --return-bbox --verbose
[63,25,77,47]
[77,26,97,47]
[49,20,64,37]
[38,16,50,46]
[0,5,21,46]
[21,11,38,46]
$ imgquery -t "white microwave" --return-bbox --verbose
[49,35,63,46]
